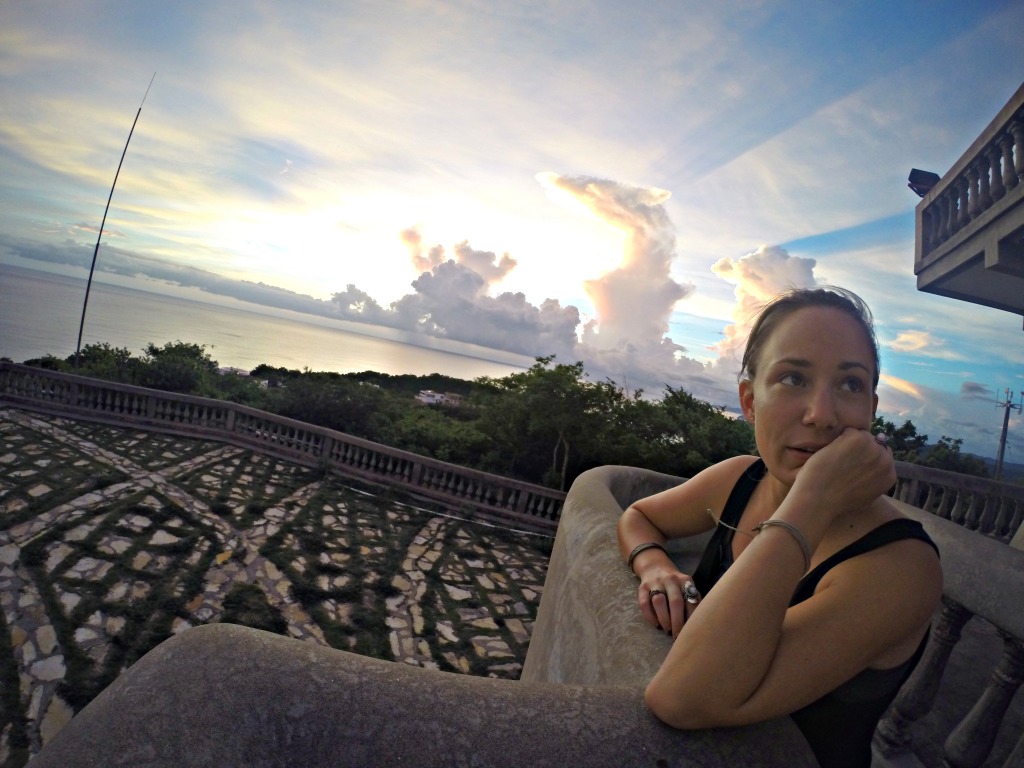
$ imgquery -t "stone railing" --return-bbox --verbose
[916,81,1024,261]
[527,466,1024,768]
[874,500,1024,768]
[0,362,564,534]
[891,460,1024,543]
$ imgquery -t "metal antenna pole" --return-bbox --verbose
[994,388,1023,480]
[74,72,156,368]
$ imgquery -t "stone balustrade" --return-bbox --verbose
[917,82,1024,260]
[873,500,1024,768]
[0,362,564,533]
[7,362,1024,545]
[891,460,1024,543]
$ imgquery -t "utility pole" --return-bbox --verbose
[994,388,1023,480]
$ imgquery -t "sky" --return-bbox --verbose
[2,0,1024,461]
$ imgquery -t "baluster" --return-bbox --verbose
[937,487,957,520]
[974,157,991,210]
[948,490,966,525]
[991,498,1012,541]
[874,599,973,755]
[966,167,982,219]
[976,158,993,212]
[999,133,1018,192]
[942,635,1024,768]
[1010,121,1024,184]
[988,146,1006,201]
[956,177,971,229]
[941,190,956,240]
[964,492,985,532]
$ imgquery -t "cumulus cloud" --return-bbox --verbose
[452,240,516,284]
[539,173,694,350]
[400,226,445,274]
[710,245,817,364]
[325,230,581,359]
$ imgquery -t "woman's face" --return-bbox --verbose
[739,306,878,486]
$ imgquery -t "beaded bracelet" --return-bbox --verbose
[627,542,667,574]
[753,519,811,572]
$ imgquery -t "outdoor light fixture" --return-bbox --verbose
[908,168,941,198]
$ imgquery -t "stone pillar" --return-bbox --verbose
[942,634,1024,768]
[874,598,972,755]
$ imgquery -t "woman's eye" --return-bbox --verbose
[779,372,804,386]
[840,378,865,393]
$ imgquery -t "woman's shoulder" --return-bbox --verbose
[699,454,763,489]
[684,455,763,506]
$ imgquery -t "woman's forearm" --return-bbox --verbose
[644,519,817,727]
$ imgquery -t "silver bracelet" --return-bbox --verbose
[753,519,811,572]
[627,542,666,574]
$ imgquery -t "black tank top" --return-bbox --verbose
[691,459,938,768]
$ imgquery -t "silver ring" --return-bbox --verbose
[875,432,890,446]
[684,582,701,604]
[649,588,666,598]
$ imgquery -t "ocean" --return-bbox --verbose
[0,264,532,380]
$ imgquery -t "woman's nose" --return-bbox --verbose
[803,386,838,428]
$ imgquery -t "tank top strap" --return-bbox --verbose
[692,458,765,594]
[791,518,938,605]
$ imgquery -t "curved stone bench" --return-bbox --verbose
[31,464,817,767]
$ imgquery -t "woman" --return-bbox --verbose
[617,287,941,768]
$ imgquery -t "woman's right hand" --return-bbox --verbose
[794,426,896,520]
[637,565,702,638]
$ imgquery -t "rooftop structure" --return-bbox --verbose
[914,81,1024,321]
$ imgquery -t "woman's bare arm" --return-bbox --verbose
[617,456,758,636]
[644,429,941,728]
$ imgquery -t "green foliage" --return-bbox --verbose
[264,374,402,438]
[874,416,988,477]
[378,405,490,464]
[0,608,29,762]
[25,338,994,485]
[221,583,289,635]
[872,417,929,461]
[68,343,143,383]
[140,341,218,394]
[922,435,989,477]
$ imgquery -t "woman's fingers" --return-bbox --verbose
[640,578,703,637]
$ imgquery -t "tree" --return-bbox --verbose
[923,436,989,477]
[474,357,607,490]
[872,417,928,462]
[65,343,142,383]
[873,416,988,477]
[140,341,219,394]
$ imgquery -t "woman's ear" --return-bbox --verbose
[739,379,755,422]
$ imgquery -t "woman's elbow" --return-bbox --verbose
[644,679,719,730]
